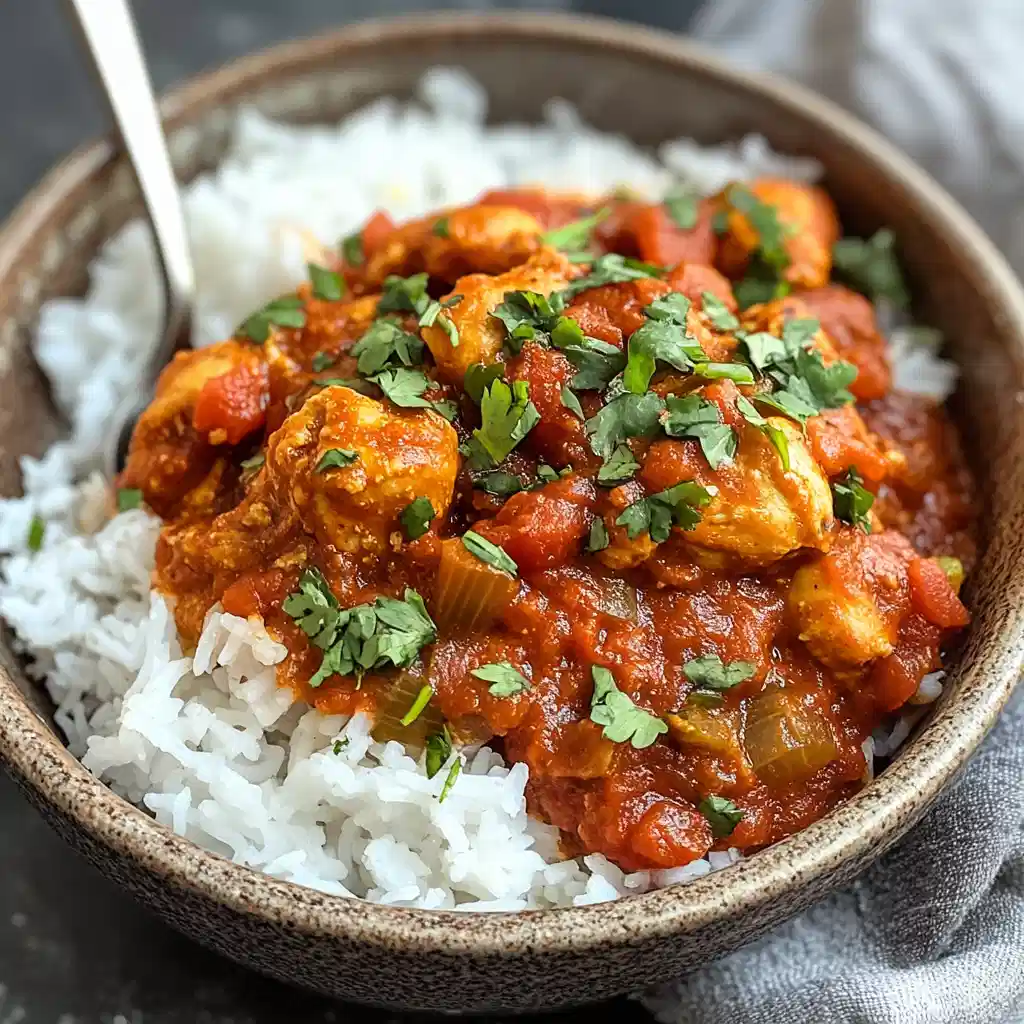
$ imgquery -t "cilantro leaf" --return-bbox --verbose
[425,725,452,779]
[438,757,462,802]
[726,184,790,272]
[471,662,532,697]
[311,351,335,373]
[589,666,668,749]
[683,655,755,690]
[369,367,433,408]
[645,293,693,325]
[733,262,791,309]
[315,448,359,473]
[117,488,143,512]
[432,216,450,238]
[473,471,525,498]
[561,254,663,300]
[378,272,431,317]
[597,444,640,486]
[622,294,706,394]
[400,684,434,726]
[692,362,755,385]
[735,394,791,471]
[462,530,518,576]
[307,262,344,301]
[236,294,306,344]
[560,385,585,420]
[616,481,712,543]
[350,318,424,375]
[27,515,44,552]
[535,464,570,484]
[554,334,626,391]
[586,391,665,459]
[701,291,740,331]
[340,230,363,267]
[400,497,436,540]
[832,467,874,533]
[742,331,789,371]
[832,229,909,309]
[662,394,737,470]
[465,378,540,469]
[700,794,744,838]
[490,290,566,353]
[464,362,506,404]
[586,518,610,553]
[541,207,611,252]
[663,183,699,230]
[419,300,460,348]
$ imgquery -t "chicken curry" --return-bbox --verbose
[120,178,975,872]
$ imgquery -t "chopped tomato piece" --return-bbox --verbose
[624,201,717,267]
[908,556,970,628]
[359,210,395,259]
[192,361,269,444]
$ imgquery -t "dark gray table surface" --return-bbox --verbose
[0,1,702,1021]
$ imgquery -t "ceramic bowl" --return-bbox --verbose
[0,12,1021,1014]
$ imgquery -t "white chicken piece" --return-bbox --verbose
[421,248,577,384]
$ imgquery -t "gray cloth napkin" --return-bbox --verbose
[642,3,1024,1021]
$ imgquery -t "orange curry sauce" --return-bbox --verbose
[121,181,976,873]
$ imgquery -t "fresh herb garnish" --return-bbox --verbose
[425,726,452,779]
[536,464,570,484]
[832,229,909,308]
[340,230,363,267]
[622,293,707,394]
[462,530,518,576]
[400,497,436,541]
[553,334,626,391]
[726,184,790,272]
[369,367,447,411]
[26,516,44,553]
[616,481,712,543]
[597,444,640,486]
[589,665,668,749]
[378,272,430,317]
[735,395,791,470]
[311,351,335,373]
[315,448,359,473]
[438,756,462,802]
[832,467,874,533]
[541,207,611,252]
[701,291,740,331]
[562,254,663,300]
[472,662,532,698]
[490,290,567,353]
[464,362,506,404]
[432,216,450,238]
[240,452,266,476]
[662,394,737,470]
[663,183,699,230]
[350,318,425,375]
[586,518,610,553]
[586,391,665,459]
[282,569,436,686]
[733,263,792,309]
[700,794,744,838]
[464,378,540,469]
[560,385,585,420]
[400,684,434,726]
[116,488,143,512]
[332,738,350,755]
[236,294,306,344]
[307,262,344,301]
[693,362,755,384]
[419,299,460,348]
[683,655,755,691]
[473,471,526,498]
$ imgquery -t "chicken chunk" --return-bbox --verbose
[422,248,577,384]
[263,385,459,556]
[359,204,544,288]
[640,416,834,569]
[788,529,916,671]
[718,178,840,290]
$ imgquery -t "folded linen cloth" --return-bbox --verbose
[641,3,1024,1022]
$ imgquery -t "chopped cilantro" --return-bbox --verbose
[663,183,699,230]
[282,569,436,686]
[733,263,791,309]
[554,334,626,391]
[378,272,430,317]
[432,216,450,238]
[340,230,363,267]
[692,361,755,385]
[560,385,585,420]
[726,184,790,272]
[597,444,640,486]
[589,666,668,749]
[370,367,434,408]
[586,517,610,553]
[561,254,663,300]
[332,738,350,755]
[735,395,791,471]
[425,726,452,779]
[311,351,335,373]
[307,262,344,301]
[535,464,570,484]
[616,481,712,543]
[236,294,306,344]
[586,391,665,458]
[462,530,518,576]
[832,467,874,533]
[701,291,740,331]
[400,497,436,541]
[26,516,44,552]
[473,471,525,498]
[471,662,532,698]
[464,378,540,469]
[622,293,706,394]
[240,452,266,476]
[683,654,755,691]
[116,488,143,512]
[662,394,737,470]
[438,756,462,802]
[490,290,566,353]
[832,229,909,308]
[700,794,744,838]
[350,318,424,375]
[399,684,434,726]
[419,300,460,348]
[541,207,611,252]
[464,362,506,404]
[315,448,359,473]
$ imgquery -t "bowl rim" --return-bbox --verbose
[1,9,1023,956]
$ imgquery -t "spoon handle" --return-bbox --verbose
[65,0,196,370]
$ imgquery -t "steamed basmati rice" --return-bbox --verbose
[0,69,957,909]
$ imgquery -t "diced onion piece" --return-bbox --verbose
[743,687,839,786]
[666,707,744,762]
[371,671,446,751]
[431,537,518,633]
[591,577,639,622]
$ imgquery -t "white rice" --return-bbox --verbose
[0,69,957,909]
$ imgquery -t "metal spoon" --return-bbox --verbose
[66,0,196,479]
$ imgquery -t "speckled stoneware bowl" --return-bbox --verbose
[0,12,1022,1014]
